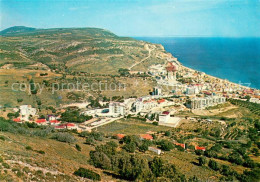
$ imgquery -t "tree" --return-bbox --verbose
[198,156,207,166]
[208,159,219,171]
[149,157,164,177]
[158,140,174,151]
[29,79,37,95]
[123,142,136,153]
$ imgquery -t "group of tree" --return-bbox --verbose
[89,141,186,181]
[79,131,104,145]
[61,109,93,123]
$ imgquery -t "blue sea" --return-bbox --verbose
[134,37,260,89]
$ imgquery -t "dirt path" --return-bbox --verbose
[129,44,154,70]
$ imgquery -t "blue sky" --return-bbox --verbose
[1,0,259,37]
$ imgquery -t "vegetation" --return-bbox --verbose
[74,168,101,181]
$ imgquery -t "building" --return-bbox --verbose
[189,96,226,109]
[109,102,125,116]
[20,105,37,121]
[140,134,153,140]
[165,62,177,84]
[195,146,206,151]
[152,87,162,96]
[134,99,158,113]
[186,86,200,95]
[159,111,170,124]
[148,147,162,155]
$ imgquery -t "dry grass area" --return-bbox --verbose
[0,132,116,181]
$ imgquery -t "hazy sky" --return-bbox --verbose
[1,0,259,37]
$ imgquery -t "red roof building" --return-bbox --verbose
[55,125,66,129]
[157,99,165,104]
[166,62,177,72]
[36,119,47,124]
[162,111,170,115]
[195,146,206,151]
[140,134,153,140]
[13,118,21,122]
[175,143,185,149]
[115,134,125,140]
[50,120,60,124]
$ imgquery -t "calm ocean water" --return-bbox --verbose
[135,37,260,89]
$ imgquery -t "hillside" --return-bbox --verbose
[0,26,176,74]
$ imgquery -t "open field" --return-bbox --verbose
[97,118,170,135]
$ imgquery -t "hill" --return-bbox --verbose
[0,26,176,74]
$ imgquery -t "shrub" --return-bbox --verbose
[198,156,207,166]
[36,150,45,154]
[75,144,81,151]
[208,159,219,171]
[158,140,174,151]
[74,167,101,181]
[25,146,33,150]
[123,142,136,153]
[152,121,158,126]
[0,135,6,141]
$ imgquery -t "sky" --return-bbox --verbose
[0,0,259,37]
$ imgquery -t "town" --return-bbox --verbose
[7,59,260,134]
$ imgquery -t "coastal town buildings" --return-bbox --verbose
[109,102,125,116]
[189,96,226,109]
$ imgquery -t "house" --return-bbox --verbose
[175,143,185,149]
[13,118,21,122]
[195,146,206,151]
[109,102,125,116]
[148,147,162,155]
[66,123,76,129]
[140,134,153,140]
[20,105,37,121]
[49,120,60,125]
[159,111,170,123]
[115,134,125,140]
[55,125,66,129]
[157,99,165,104]
[36,119,47,125]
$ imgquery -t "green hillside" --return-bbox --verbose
[0,26,169,74]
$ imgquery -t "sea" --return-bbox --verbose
[134,37,260,89]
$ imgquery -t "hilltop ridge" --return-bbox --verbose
[0,26,177,74]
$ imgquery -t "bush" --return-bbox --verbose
[123,142,136,153]
[208,159,219,171]
[158,140,174,151]
[51,133,76,143]
[198,156,207,166]
[25,146,33,150]
[152,121,158,126]
[36,150,45,154]
[75,144,81,151]
[74,167,101,181]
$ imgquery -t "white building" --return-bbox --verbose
[19,105,37,121]
[134,99,158,113]
[190,96,226,109]
[148,147,162,155]
[159,111,170,124]
[109,102,125,115]
[152,87,162,96]
[186,86,200,95]
[249,98,260,104]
